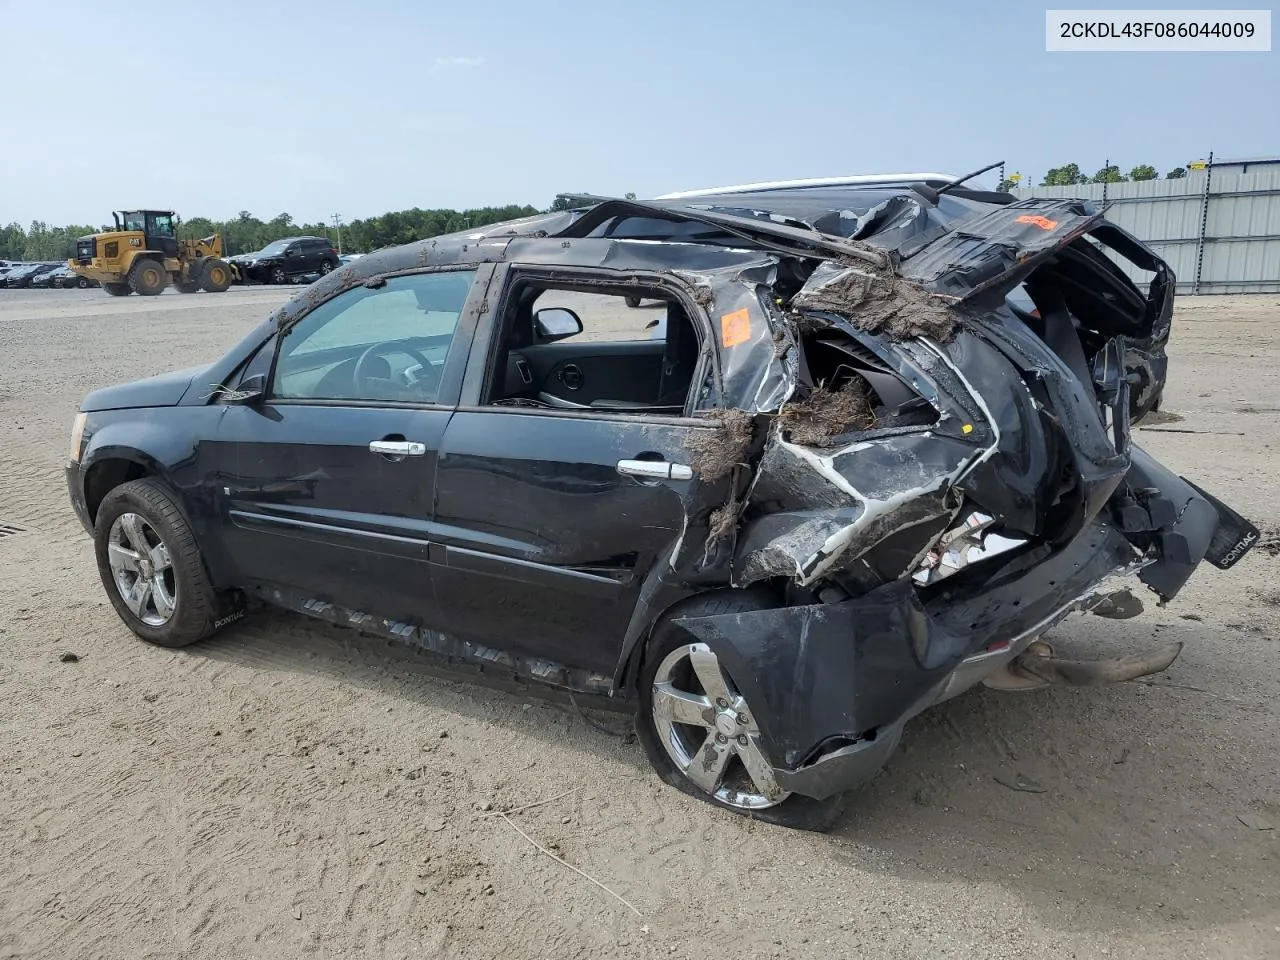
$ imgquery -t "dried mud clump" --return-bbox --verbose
[793,264,956,343]
[687,408,753,481]
[706,497,744,546]
[777,379,875,446]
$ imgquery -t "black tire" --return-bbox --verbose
[319,259,336,275]
[634,590,849,832]
[175,281,201,294]
[625,295,642,308]
[93,478,220,648]
[269,265,287,285]
[129,258,167,296]
[103,282,132,297]
[77,277,90,289]
[200,258,232,293]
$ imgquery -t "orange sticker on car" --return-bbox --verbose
[720,309,752,348]
[1015,214,1059,231]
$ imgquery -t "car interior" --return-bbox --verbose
[486,283,702,415]
[271,273,474,404]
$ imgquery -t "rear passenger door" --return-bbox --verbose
[429,268,733,677]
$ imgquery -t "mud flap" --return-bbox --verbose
[1118,447,1223,601]
[1183,477,1260,570]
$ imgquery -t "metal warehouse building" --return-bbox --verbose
[1012,157,1280,295]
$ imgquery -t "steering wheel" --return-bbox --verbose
[353,341,439,399]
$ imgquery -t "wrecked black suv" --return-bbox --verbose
[67,175,1258,830]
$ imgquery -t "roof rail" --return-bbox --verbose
[654,173,959,200]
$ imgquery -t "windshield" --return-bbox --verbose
[259,240,290,256]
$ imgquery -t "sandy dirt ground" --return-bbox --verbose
[0,286,1277,959]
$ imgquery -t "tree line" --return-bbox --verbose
[0,203,545,263]
[998,162,1190,191]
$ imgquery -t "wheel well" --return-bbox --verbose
[622,582,786,694]
[85,459,151,522]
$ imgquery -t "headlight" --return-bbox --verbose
[69,412,87,463]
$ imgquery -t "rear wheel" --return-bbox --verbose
[635,591,849,832]
[200,258,232,293]
[319,259,336,275]
[93,479,220,648]
[625,295,643,308]
[129,258,166,296]
[77,277,90,289]
[103,282,132,297]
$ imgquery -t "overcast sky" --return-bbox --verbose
[2,0,1276,226]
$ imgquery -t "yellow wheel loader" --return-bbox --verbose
[68,210,239,296]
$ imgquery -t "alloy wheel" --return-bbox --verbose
[107,512,177,627]
[651,642,789,809]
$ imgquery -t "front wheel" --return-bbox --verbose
[93,478,221,648]
[200,258,232,293]
[129,258,167,296]
[634,592,848,831]
[269,265,287,285]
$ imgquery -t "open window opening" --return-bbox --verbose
[484,279,705,416]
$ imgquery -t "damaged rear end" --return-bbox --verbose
[669,196,1259,800]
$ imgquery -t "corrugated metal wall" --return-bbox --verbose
[1011,168,1280,294]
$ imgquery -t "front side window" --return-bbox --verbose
[149,213,174,236]
[123,212,145,231]
[272,270,477,404]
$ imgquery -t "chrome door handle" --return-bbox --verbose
[617,459,694,481]
[369,440,426,457]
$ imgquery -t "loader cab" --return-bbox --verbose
[116,210,178,260]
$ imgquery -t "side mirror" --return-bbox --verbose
[224,373,266,405]
[534,307,583,342]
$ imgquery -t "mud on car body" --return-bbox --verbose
[66,175,1258,830]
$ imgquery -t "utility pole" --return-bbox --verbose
[331,213,343,254]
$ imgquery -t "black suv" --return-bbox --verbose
[233,237,338,284]
[65,182,1257,831]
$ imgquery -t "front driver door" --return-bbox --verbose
[204,266,491,625]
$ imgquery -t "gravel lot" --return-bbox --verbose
[1,286,1277,959]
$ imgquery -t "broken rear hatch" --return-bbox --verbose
[667,190,1258,797]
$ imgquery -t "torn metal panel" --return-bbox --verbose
[676,520,1140,781]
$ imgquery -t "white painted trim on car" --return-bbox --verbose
[654,173,960,200]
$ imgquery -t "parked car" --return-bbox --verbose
[231,237,339,285]
[51,265,95,288]
[2,262,57,288]
[65,178,1258,831]
[30,264,76,288]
